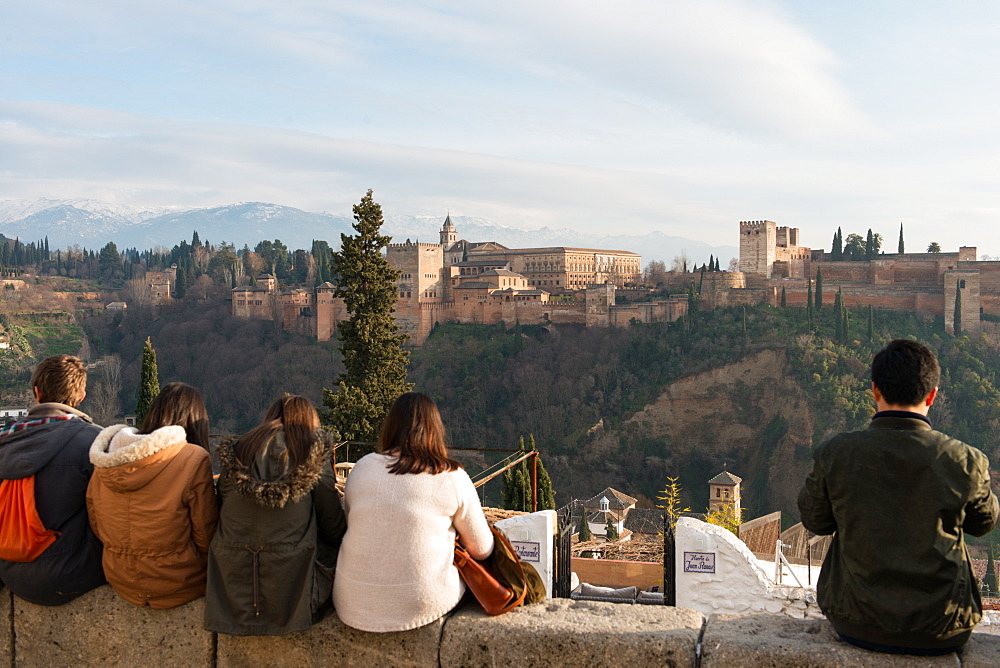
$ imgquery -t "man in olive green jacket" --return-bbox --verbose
[799,339,998,655]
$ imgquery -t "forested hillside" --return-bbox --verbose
[81,302,343,434]
[408,306,1000,521]
[56,296,1000,527]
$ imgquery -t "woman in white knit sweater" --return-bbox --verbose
[333,392,494,632]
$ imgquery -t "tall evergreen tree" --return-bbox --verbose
[135,337,160,423]
[815,268,823,310]
[834,288,844,340]
[578,513,592,541]
[323,190,412,441]
[843,308,850,341]
[898,223,905,254]
[954,282,963,336]
[605,517,619,541]
[867,304,875,342]
[501,435,556,511]
[780,287,787,308]
[174,265,187,298]
[865,229,874,260]
[832,227,844,261]
[528,434,555,510]
[807,280,814,322]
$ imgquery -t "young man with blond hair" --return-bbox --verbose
[0,354,106,604]
[799,339,998,655]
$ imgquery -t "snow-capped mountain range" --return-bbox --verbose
[0,198,737,266]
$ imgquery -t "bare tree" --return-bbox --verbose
[122,276,152,309]
[86,354,123,426]
[728,257,739,272]
[643,261,668,287]
[670,251,690,274]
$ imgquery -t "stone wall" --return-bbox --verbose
[3,585,997,667]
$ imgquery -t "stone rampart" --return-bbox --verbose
[3,585,997,667]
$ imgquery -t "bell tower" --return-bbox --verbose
[440,214,457,247]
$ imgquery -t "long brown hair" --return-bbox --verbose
[379,392,461,475]
[234,395,320,468]
[138,382,210,449]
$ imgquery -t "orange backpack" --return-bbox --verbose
[0,476,59,562]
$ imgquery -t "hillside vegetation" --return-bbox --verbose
[409,306,1000,521]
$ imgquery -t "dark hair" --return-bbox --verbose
[379,392,461,475]
[871,339,940,407]
[138,382,210,448]
[234,396,320,469]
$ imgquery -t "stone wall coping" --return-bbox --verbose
[1,585,998,667]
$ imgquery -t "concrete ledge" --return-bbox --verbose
[701,614,962,667]
[216,611,443,668]
[962,632,1000,668]
[439,598,704,668]
[13,585,212,668]
[0,588,10,662]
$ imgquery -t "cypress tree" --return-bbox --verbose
[954,282,963,336]
[536,457,556,511]
[175,266,187,298]
[865,229,874,260]
[898,223,905,254]
[780,287,787,308]
[323,190,413,441]
[867,304,875,342]
[708,255,714,272]
[815,269,823,310]
[834,288,843,340]
[528,434,556,511]
[843,308,850,341]
[578,512,592,541]
[135,337,160,423]
[807,280,814,322]
[605,517,619,542]
[832,227,844,261]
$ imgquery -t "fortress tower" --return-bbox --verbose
[739,221,778,277]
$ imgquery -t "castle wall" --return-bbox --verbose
[700,272,747,309]
[609,298,688,326]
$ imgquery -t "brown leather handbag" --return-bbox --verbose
[454,524,545,616]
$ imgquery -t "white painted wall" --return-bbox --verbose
[675,517,823,619]
[496,510,556,598]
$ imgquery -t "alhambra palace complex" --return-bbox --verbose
[232,216,686,343]
[706,220,988,335]
[229,216,993,342]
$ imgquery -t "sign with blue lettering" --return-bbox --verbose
[511,541,541,563]
[683,551,716,573]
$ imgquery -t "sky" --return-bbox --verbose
[3,1,1000,255]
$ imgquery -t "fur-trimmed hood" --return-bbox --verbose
[216,429,333,509]
[90,424,187,468]
[89,424,192,493]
